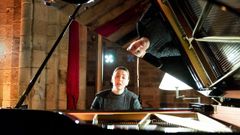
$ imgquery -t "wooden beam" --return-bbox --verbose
[77,0,125,25]
[88,0,145,29]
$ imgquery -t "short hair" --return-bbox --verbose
[113,66,130,80]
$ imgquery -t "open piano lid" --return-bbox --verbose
[140,0,240,107]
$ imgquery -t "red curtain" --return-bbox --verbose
[95,1,146,37]
[66,20,80,110]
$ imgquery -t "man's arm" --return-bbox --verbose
[133,98,142,110]
[142,53,163,69]
[90,96,102,110]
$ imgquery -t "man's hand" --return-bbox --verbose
[126,37,150,58]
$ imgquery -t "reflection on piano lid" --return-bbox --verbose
[141,0,240,107]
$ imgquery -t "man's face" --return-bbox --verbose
[127,37,150,58]
[111,69,129,90]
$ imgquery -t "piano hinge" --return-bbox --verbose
[183,36,194,49]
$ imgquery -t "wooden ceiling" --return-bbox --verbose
[52,0,151,46]
[79,0,151,46]
[48,0,240,46]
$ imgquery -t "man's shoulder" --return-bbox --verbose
[125,89,138,98]
[96,89,111,97]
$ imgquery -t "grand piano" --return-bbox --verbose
[64,0,240,133]
[2,0,240,134]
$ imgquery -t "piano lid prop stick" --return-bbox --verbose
[15,4,83,109]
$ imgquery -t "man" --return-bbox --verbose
[126,1,198,90]
[90,66,142,111]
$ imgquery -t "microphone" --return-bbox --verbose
[61,0,91,4]
[43,0,92,6]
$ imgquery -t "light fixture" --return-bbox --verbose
[159,73,200,103]
[104,54,114,63]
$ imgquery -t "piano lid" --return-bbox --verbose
[74,0,240,107]
[114,0,240,106]
[138,0,240,106]
[82,0,240,106]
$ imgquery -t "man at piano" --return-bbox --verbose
[127,2,198,90]
[90,66,142,111]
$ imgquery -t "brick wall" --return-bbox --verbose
[0,0,76,109]
[0,0,21,107]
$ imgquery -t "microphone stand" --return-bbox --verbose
[15,4,83,108]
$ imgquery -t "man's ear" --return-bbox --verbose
[126,79,129,86]
[111,76,113,84]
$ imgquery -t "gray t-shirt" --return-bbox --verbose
[90,89,142,111]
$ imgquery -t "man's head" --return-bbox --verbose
[111,66,130,91]
[127,37,150,58]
